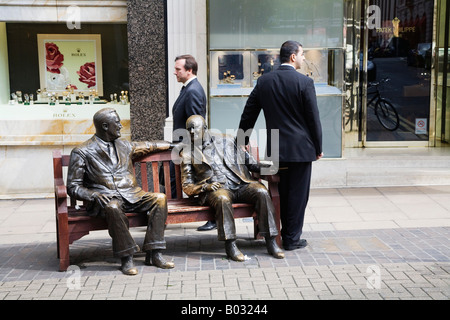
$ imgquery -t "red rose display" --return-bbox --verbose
[46,42,64,74]
[77,62,96,88]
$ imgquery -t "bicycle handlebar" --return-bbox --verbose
[368,77,390,88]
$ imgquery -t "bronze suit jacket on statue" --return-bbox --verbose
[67,135,170,216]
[180,133,260,205]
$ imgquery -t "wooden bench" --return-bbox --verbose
[53,147,281,271]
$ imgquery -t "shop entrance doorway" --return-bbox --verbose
[362,0,435,146]
[435,0,450,146]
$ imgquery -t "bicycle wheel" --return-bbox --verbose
[375,99,399,131]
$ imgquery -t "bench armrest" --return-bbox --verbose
[53,150,68,215]
[55,184,67,200]
[54,179,68,214]
[259,174,280,183]
[252,172,280,184]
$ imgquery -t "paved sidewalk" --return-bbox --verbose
[0,186,449,302]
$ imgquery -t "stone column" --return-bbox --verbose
[127,0,167,140]
[165,0,207,142]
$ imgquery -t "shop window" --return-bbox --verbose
[208,0,345,158]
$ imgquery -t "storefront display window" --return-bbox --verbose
[208,0,345,158]
[4,23,128,105]
[0,1,130,198]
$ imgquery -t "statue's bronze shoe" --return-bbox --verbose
[225,240,245,262]
[120,255,138,275]
[266,236,285,259]
[145,250,175,269]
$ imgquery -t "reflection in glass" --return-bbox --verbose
[209,0,344,49]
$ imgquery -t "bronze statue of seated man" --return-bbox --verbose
[67,107,175,275]
[179,115,284,261]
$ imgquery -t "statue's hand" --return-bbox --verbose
[92,192,111,208]
[203,182,222,192]
[154,141,172,151]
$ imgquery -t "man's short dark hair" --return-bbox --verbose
[175,54,198,75]
[280,41,302,64]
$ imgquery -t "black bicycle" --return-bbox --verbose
[367,77,400,131]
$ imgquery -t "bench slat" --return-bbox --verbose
[163,161,171,198]
[151,162,159,193]
[141,162,149,192]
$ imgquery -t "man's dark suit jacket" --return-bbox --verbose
[67,136,170,216]
[239,65,322,162]
[172,78,207,137]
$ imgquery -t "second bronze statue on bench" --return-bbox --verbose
[178,115,285,261]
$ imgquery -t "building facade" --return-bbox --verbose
[0,0,449,197]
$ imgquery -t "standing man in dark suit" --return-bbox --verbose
[238,40,323,251]
[172,54,207,136]
[172,54,215,231]
[67,108,175,275]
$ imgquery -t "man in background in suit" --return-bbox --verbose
[67,108,175,275]
[172,54,215,232]
[238,40,323,251]
[172,54,207,136]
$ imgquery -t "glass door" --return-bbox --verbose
[435,0,450,146]
[363,0,435,146]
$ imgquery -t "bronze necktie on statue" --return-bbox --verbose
[108,142,118,165]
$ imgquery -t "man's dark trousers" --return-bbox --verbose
[278,162,312,247]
